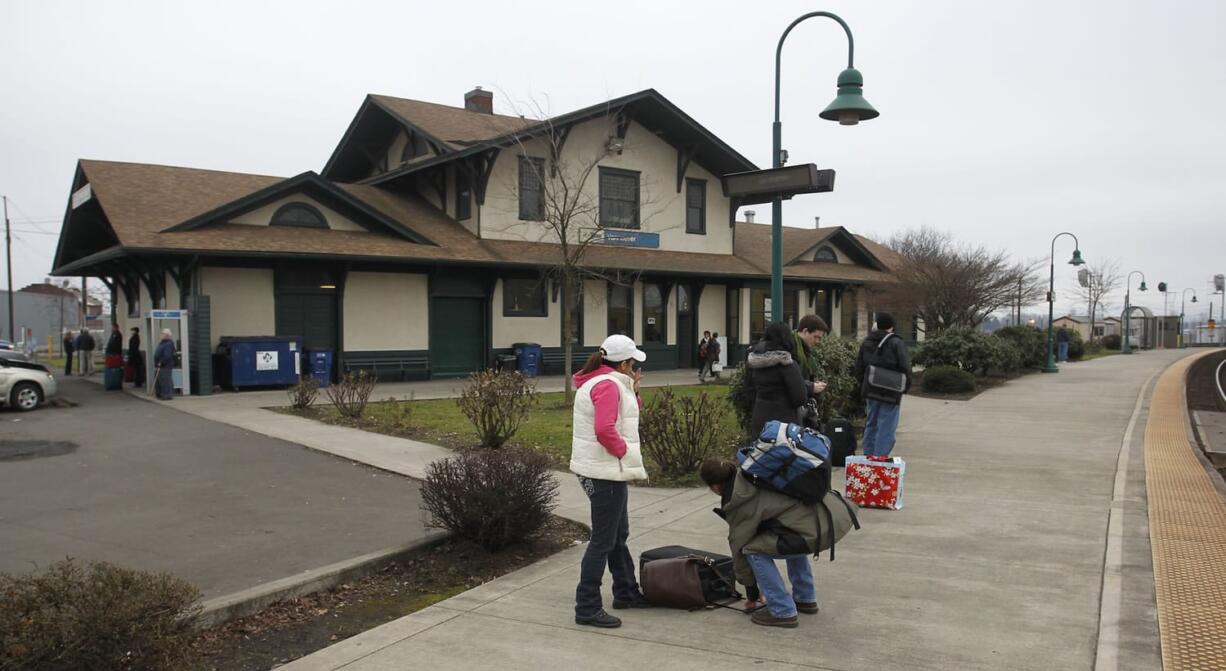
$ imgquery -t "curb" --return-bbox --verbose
[195,533,447,630]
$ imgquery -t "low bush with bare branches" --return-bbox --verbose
[456,370,538,448]
[327,370,376,418]
[421,448,559,552]
[287,377,320,410]
[0,559,203,671]
[640,387,730,480]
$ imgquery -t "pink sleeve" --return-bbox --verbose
[590,380,628,459]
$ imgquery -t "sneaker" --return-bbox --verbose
[575,609,622,628]
[795,601,819,614]
[750,608,799,628]
[612,595,654,610]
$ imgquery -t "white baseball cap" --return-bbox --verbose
[600,334,646,363]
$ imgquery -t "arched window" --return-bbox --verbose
[270,202,328,229]
[814,246,837,262]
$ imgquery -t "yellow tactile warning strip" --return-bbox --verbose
[1146,351,1226,671]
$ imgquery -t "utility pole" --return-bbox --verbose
[4,195,13,343]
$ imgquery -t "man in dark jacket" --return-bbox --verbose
[76,328,96,375]
[62,331,75,376]
[853,313,912,459]
[745,321,810,436]
[1057,326,1071,362]
[105,323,123,358]
[153,329,177,400]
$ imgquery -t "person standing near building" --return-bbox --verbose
[697,330,712,381]
[105,323,123,359]
[153,329,176,400]
[1057,326,1071,362]
[746,321,810,436]
[62,331,75,376]
[854,313,912,459]
[76,328,96,375]
[127,327,145,388]
[570,334,651,629]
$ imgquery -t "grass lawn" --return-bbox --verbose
[1078,349,1121,361]
[294,383,744,486]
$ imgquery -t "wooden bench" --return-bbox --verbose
[540,349,588,376]
[343,355,430,382]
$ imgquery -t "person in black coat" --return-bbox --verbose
[745,321,810,437]
[104,323,123,357]
[853,313,912,458]
[127,327,146,387]
[62,331,75,376]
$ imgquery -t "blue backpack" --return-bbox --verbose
[736,420,832,505]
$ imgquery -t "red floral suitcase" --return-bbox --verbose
[844,456,906,510]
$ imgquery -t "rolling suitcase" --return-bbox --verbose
[826,417,857,467]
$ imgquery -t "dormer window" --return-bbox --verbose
[270,202,328,229]
[814,246,837,262]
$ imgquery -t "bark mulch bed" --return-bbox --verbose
[192,516,588,671]
[906,370,1035,401]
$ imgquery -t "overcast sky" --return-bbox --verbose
[2,0,1224,322]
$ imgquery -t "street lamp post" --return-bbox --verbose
[769,11,878,321]
[1043,232,1084,373]
[1122,271,1147,354]
[1180,288,1197,348]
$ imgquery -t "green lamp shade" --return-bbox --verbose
[1069,249,1085,265]
[819,68,879,126]
[1139,281,1148,291]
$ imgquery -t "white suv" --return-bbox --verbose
[0,351,58,411]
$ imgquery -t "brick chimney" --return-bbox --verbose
[464,87,493,114]
[744,210,756,223]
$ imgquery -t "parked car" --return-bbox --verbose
[0,339,14,350]
[0,351,58,411]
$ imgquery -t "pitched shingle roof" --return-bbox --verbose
[62,160,893,286]
[369,95,537,149]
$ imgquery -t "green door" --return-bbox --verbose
[276,293,338,351]
[430,297,486,378]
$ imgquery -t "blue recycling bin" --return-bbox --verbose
[305,351,332,388]
[217,336,303,389]
[513,342,542,377]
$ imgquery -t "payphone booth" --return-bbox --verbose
[145,309,191,397]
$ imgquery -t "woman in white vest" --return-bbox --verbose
[570,334,650,628]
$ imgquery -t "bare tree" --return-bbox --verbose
[877,227,1044,333]
[490,104,668,401]
[1075,257,1121,342]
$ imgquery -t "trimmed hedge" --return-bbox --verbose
[1102,333,1122,350]
[921,365,976,394]
[994,326,1046,369]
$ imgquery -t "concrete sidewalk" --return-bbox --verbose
[156,350,1192,670]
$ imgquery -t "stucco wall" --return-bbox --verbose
[582,279,606,347]
[230,195,365,232]
[479,118,732,255]
[698,284,726,337]
[491,279,560,348]
[344,272,428,351]
[199,267,275,348]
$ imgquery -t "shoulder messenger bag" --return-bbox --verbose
[866,333,907,393]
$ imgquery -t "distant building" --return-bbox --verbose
[1052,314,1120,341]
[0,283,84,350]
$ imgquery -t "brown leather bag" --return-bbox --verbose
[640,556,712,610]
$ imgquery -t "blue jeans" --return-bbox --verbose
[862,398,901,457]
[575,477,639,617]
[746,554,815,618]
[1058,341,1069,362]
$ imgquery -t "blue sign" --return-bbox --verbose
[148,310,186,319]
[594,230,659,248]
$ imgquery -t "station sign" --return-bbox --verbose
[722,164,836,205]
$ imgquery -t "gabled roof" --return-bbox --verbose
[164,171,433,244]
[325,89,758,185]
[733,223,892,278]
[53,161,893,289]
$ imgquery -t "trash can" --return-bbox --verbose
[512,342,542,377]
[494,353,518,373]
[305,350,332,388]
[215,336,303,389]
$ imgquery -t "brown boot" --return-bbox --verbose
[751,608,799,628]
[795,601,819,614]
